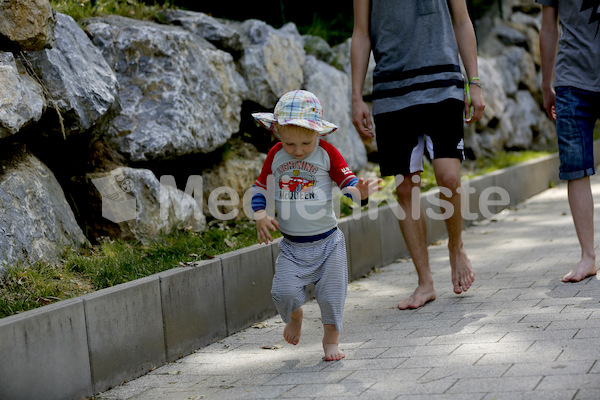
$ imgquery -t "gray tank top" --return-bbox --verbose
[369,0,465,115]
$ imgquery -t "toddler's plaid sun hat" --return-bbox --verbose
[252,90,338,136]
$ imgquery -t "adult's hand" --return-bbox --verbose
[542,87,557,121]
[352,99,374,138]
[465,84,485,124]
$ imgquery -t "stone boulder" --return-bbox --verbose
[475,129,506,157]
[476,56,507,129]
[504,91,541,150]
[516,48,538,93]
[493,24,528,48]
[0,0,56,51]
[505,17,542,67]
[201,139,266,219]
[236,20,305,108]
[303,55,367,171]
[0,52,45,138]
[501,0,542,17]
[303,35,338,68]
[85,15,247,162]
[21,13,119,134]
[161,9,243,54]
[0,148,87,270]
[493,47,523,98]
[509,11,542,32]
[90,167,205,242]
[330,38,376,97]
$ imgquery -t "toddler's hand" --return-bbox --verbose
[255,210,280,244]
[355,177,383,200]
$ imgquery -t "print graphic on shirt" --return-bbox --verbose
[581,0,600,37]
[278,168,317,201]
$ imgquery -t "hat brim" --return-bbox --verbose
[252,112,337,136]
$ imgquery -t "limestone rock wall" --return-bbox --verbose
[0,0,557,268]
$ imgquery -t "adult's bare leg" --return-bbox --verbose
[396,173,436,309]
[432,158,474,294]
[563,176,598,282]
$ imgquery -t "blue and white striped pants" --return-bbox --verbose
[271,229,348,332]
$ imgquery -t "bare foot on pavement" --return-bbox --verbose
[283,307,302,345]
[562,257,597,282]
[323,324,345,361]
[450,245,475,294]
[398,284,436,310]
[323,343,345,361]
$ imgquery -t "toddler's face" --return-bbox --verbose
[278,126,318,160]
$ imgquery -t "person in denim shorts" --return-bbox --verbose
[538,0,600,282]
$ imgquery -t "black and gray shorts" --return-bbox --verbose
[373,99,465,177]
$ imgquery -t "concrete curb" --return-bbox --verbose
[1,144,598,400]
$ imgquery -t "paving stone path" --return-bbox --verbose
[96,177,600,400]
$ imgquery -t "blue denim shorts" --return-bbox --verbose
[555,86,600,181]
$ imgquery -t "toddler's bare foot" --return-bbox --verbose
[323,343,345,361]
[283,307,302,345]
[398,284,436,310]
[322,324,344,361]
[450,245,474,294]
[562,257,597,282]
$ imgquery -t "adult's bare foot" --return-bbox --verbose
[283,307,303,345]
[449,245,475,294]
[398,284,436,310]
[323,343,345,361]
[562,257,597,282]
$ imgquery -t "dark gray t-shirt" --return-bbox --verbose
[369,0,465,115]
[537,0,600,92]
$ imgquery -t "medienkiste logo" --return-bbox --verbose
[93,169,511,224]
[92,168,137,223]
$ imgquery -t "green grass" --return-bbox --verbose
[50,0,175,23]
[0,262,92,318]
[65,219,267,289]
[462,150,552,178]
[0,219,276,318]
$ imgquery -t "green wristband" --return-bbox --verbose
[464,80,473,119]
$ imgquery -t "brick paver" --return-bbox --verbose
[96,177,600,400]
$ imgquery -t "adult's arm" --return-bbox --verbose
[351,0,374,138]
[539,5,559,121]
[448,0,485,124]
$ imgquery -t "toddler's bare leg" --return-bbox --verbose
[322,324,345,361]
